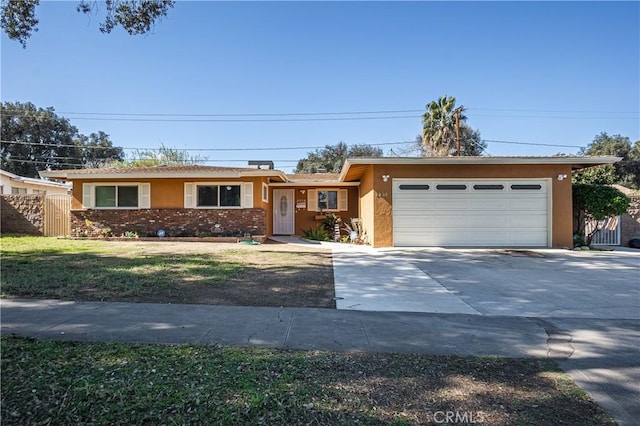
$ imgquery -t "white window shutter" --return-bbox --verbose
[338,189,348,211]
[82,183,93,208]
[243,182,253,208]
[184,183,194,208]
[139,183,151,209]
[307,189,318,211]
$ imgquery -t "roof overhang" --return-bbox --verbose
[2,169,71,188]
[269,181,360,187]
[39,169,288,182]
[339,156,622,181]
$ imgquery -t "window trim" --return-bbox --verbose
[307,188,348,212]
[318,189,339,211]
[83,182,150,210]
[93,183,140,209]
[195,182,243,209]
[262,182,269,203]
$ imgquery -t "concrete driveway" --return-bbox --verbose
[333,247,640,319]
[332,245,640,425]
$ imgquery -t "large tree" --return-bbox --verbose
[1,0,174,48]
[573,132,640,189]
[420,95,484,156]
[1,102,124,177]
[294,142,383,174]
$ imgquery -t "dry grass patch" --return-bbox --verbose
[1,236,334,308]
[1,337,615,425]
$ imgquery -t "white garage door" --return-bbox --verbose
[393,179,550,247]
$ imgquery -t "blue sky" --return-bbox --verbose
[2,1,639,172]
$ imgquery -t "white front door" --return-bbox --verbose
[273,189,295,235]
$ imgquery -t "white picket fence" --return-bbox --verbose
[586,216,621,246]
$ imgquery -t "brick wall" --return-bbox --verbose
[0,194,44,235]
[621,196,640,246]
[71,208,266,237]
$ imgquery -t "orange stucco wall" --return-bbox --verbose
[357,166,376,245]
[71,177,270,211]
[359,163,574,248]
[268,186,359,236]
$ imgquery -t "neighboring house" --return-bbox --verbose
[0,169,71,195]
[612,185,640,246]
[40,156,618,247]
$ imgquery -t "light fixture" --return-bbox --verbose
[300,189,306,194]
[382,174,390,183]
[557,174,568,181]
[226,186,232,190]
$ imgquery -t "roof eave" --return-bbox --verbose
[339,156,622,180]
[39,170,288,181]
[269,181,360,187]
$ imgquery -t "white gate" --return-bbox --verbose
[587,216,621,246]
[44,194,71,236]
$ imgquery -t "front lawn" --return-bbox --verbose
[0,236,335,308]
[1,336,615,425]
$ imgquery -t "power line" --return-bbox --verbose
[3,107,637,118]
[3,115,420,123]
[4,156,300,163]
[0,139,415,151]
[484,139,584,148]
[1,138,586,150]
[13,109,425,117]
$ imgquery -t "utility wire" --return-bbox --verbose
[2,107,637,117]
[0,139,415,151]
[1,138,586,150]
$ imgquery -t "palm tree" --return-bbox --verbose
[421,96,467,156]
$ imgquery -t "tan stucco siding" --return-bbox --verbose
[358,166,376,245]
[361,163,574,248]
[71,177,269,210]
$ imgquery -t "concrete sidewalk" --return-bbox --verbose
[1,298,547,357]
[3,298,639,425]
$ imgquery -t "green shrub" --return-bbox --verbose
[303,225,330,241]
[573,184,629,246]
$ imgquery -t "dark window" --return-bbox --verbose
[220,185,241,207]
[197,185,241,207]
[511,184,542,190]
[95,185,138,207]
[399,184,430,190]
[318,190,338,210]
[118,186,138,207]
[436,184,467,190]
[198,185,219,206]
[473,184,504,190]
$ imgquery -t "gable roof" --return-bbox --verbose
[339,156,622,181]
[40,164,288,181]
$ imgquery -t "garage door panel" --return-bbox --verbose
[393,179,549,247]
[506,199,547,211]
[431,200,470,210]
[506,215,547,228]
[468,215,511,227]
[469,199,508,210]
